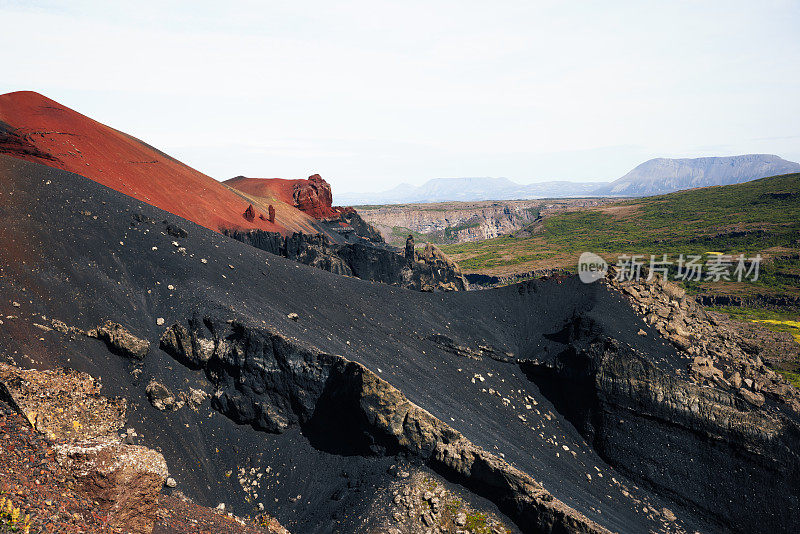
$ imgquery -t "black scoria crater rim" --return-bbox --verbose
[1,154,789,533]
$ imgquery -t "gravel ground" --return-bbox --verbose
[0,400,286,534]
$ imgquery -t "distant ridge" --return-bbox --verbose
[593,154,800,196]
[338,154,800,204]
[337,177,600,205]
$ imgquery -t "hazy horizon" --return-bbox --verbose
[2,1,798,194]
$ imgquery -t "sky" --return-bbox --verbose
[1,0,799,194]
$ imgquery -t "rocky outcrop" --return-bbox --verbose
[0,364,169,534]
[519,275,800,534]
[378,469,514,533]
[145,380,185,411]
[402,238,469,292]
[0,363,127,441]
[88,320,150,360]
[224,230,468,291]
[284,233,354,276]
[243,204,256,222]
[292,174,335,218]
[159,315,609,534]
[404,235,415,266]
[55,439,169,534]
[336,208,384,243]
[608,271,800,412]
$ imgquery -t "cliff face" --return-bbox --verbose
[159,316,608,534]
[359,199,609,246]
[519,274,800,533]
[360,201,540,245]
[224,230,469,291]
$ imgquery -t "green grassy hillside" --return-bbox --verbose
[443,173,800,297]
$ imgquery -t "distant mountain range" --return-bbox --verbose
[337,177,601,205]
[337,154,800,205]
[593,154,800,196]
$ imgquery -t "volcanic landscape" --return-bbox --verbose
[1,91,798,534]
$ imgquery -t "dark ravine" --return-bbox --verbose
[159,315,608,534]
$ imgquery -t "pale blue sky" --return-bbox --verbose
[1,0,798,194]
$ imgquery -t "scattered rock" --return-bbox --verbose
[739,388,765,407]
[91,320,150,360]
[165,224,188,238]
[662,507,677,522]
[145,380,183,411]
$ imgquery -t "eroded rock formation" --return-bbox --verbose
[517,274,800,533]
[159,315,609,534]
[243,204,256,222]
[292,174,336,219]
[609,270,800,411]
[88,320,150,360]
[224,230,469,291]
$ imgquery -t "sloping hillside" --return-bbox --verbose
[225,175,341,219]
[6,153,787,534]
[0,91,318,235]
[444,173,800,297]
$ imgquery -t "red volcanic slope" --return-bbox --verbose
[0,91,316,234]
[225,174,339,219]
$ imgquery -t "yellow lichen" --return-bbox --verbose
[25,411,37,427]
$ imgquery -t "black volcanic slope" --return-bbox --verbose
[0,154,781,533]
